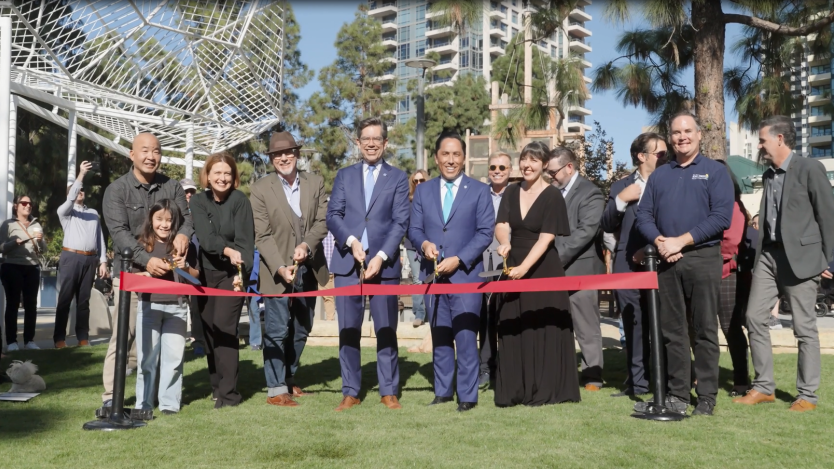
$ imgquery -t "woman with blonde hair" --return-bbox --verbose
[190,151,255,408]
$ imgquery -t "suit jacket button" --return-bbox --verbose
[365,217,369,221]
[439,245,443,249]
[443,228,447,232]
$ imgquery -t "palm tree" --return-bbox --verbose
[594,0,834,159]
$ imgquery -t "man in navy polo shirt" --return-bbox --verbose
[635,111,734,416]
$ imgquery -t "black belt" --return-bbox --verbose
[764,241,784,250]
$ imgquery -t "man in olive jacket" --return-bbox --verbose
[249,132,329,407]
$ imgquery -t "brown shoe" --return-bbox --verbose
[732,389,775,405]
[54,341,67,349]
[381,395,402,409]
[788,399,816,412]
[335,395,361,412]
[292,386,312,397]
[78,340,90,347]
[584,384,601,392]
[266,393,299,407]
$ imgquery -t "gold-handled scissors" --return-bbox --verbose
[235,262,244,291]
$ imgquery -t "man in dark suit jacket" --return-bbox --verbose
[326,117,410,412]
[408,132,494,412]
[547,146,606,390]
[734,115,834,411]
[601,132,667,397]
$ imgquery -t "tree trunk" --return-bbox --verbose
[692,0,726,160]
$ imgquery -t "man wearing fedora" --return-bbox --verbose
[249,131,330,407]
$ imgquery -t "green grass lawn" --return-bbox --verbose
[1,345,833,468]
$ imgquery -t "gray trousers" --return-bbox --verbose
[570,289,603,386]
[747,246,821,404]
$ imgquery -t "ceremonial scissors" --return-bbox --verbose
[164,256,201,286]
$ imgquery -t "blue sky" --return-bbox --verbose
[293,1,747,165]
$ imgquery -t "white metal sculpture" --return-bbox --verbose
[0,0,285,196]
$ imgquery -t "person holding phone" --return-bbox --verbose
[53,161,109,349]
[1,195,47,351]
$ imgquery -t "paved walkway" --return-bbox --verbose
[5,302,834,354]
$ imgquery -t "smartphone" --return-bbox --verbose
[89,161,101,175]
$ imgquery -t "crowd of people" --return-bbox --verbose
[1,111,833,418]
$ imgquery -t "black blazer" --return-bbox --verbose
[601,172,648,274]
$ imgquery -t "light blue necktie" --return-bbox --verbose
[443,181,455,223]
[361,165,376,251]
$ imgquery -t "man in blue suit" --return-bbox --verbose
[408,132,494,412]
[326,117,410,412]
[601,132,667,398]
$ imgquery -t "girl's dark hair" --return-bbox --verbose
[137,199,182,254]
[12,194,33,219]
[520,141,552,165]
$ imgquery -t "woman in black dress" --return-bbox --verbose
[494,141,580,406]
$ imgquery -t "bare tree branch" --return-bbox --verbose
[723,11,834,36]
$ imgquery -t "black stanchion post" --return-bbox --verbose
[83,248,147,431]
[632,245,685,422]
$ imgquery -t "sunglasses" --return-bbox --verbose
[645,150,667,160]
[546,164,568,178]
[489,165,508,171]
[413,178,426,184]
[17,201,32,207]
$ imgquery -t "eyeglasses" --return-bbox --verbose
[359,136,385,144]
[489,165,508,171]
[546,164,568,178]
[644,150,667,160]
[18,201,31,207]
[413,178,426,184]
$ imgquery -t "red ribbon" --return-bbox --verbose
[119,271,658,297]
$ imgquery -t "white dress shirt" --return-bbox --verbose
[560,171,580,198]
[440,173,463,204]
[346,161,388,261]
[615,170,648,212]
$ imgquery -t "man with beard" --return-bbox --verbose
[249,132,330,407]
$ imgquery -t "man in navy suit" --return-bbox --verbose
[408,132,494,412]
[326,117,410,412]
[601,132,667,398]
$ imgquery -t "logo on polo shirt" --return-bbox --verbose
[692,174,709,180]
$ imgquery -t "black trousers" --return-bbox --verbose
[2,263,40,345]
[54,250,98,342]
[615,288,651,394]
[656,245,722,404]
[478,293,498,375]
[198,268,244,408]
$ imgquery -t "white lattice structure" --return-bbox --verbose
[0,0,285,187]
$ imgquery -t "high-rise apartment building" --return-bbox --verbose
[368,0,593,156]
[788,0,833,158]
[727,122,759,161]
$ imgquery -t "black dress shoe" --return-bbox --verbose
[457,402,477,412]
[478,371,491,389]
[429,396,454,406]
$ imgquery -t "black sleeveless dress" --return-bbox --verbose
[494,183,581,406]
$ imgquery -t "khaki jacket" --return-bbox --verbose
[249,171,329,295]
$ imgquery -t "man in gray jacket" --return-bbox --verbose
[99,132,192,414]
[734,115,834,411]
[547,146,606,391]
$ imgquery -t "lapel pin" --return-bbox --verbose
[464,185,467,189]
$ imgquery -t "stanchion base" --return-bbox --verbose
[631,405,687,422]
[83,416,147,431]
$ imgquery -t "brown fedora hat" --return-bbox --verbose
[267,131,302,154]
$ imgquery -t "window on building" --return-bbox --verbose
[399,25,411,42]
[460,37,469,48]
[810,64,831,75]
[460,51,469,68]
[382,14,396,23]
[811,106,828,116]
[399,97,410,113]
[810,84,831,96]
[399,43,410,60]
[512,0,517,5]
[827,171,834,181]
[512,11,518,24]
[811,146,833,157]
[811,125,832,136]
[398,8,411,25]
[415,39,426,57]
[416,4,426,20]
[416,21,426,38]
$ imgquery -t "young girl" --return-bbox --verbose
[134,199,199,416]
